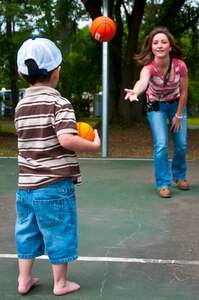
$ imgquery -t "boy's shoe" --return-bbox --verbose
[159,187,171,198]
[175,179,190,190]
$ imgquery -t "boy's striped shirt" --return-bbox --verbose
[15,86,81,190]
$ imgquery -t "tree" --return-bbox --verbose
[0,0,20,117]
[81,0,147,122]
[0,0,88,117]
[81,0,199,123]
[0,0,44,117]
[0,0,198,121]
[64,26,102,118]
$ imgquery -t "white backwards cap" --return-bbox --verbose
[17,37,63,75]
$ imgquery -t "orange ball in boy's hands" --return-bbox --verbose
[76,122,95,141]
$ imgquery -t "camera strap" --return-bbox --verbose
[163,58,172,87]
[158,58,172,100]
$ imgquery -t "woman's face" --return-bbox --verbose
[152,33,172,58]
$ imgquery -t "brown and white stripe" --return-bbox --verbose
[15,86,81,190]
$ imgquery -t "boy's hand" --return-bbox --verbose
[93,129,101,148]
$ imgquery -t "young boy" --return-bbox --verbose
[15,37,101,296]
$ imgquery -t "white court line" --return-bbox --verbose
[1,157,194,162]
[1,254,199,266]
[0,157,154,161]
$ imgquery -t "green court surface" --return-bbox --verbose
[0,157,199,299]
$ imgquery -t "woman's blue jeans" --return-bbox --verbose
[147,101,187,191]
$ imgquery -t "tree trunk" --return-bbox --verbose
[108,0,123,122]
[82,0,147,123]
[118,0,147,123]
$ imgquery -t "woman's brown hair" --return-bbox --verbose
[134,27,183,65]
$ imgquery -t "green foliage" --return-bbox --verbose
[61,26,101,117]
[64,26,101,95]
[188,79,199,116]
[135,1,199,115]
[179,31,199,115]
[180,32,199,79]
[0,0,198,119]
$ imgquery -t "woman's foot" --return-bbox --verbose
[18,277,39,294]
[53,280,80,295]
[159,187,171,198]
[175,179,190,190]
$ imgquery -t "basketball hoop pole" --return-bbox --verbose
[102,0,109,157]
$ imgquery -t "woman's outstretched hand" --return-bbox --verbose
[124,89,139,102]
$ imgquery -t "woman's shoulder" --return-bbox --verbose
[143,60,156,73]
[173,57,187,67]
[173,58,188,74]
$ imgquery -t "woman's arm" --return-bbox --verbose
[171,74,188,132]
[124,68,151,102]
[176,74,188,117]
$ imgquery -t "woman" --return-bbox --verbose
[125,27,189,198]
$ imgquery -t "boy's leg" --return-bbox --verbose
[52,263,80,295]
[16,189,44,294]
[18,258,39,294]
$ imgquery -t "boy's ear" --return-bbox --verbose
[55,66,61,75]
[52,66,61,79]
[18,70,25,81]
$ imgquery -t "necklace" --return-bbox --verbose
[158,67,168,78]
[155,58,171,79]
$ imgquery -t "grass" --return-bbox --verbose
[0,118,16,134]
[81,117,199,127]
[0,149,16,156]
[187,117,199,126]
[1,117,199,134]
[0,117,198,159]
[78,117,101,128]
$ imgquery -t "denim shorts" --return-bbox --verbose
[15,179,78,264]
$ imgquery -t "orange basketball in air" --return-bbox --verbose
[76,122,95,141]
[90,16,116,42]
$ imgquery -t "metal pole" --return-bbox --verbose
[102,0,109,157]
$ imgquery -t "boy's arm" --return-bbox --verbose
[58,129,101,152]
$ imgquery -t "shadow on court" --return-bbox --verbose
[0,157,199,300]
